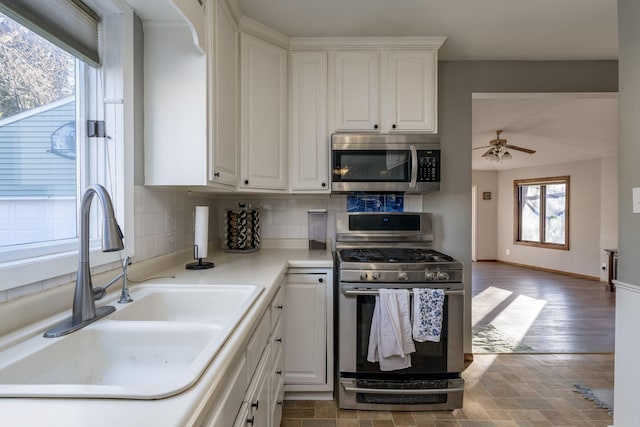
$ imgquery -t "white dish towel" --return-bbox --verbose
[367,288,416,371]
[412,288,445,342]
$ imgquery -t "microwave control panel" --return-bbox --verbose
[417,150,440,182]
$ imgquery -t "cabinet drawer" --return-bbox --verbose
[232,402,250,427]
[271,286,285,330]
[246,311,270,382]
[203,354,247,427]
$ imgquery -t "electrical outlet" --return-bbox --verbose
[602,263,607,271]
[506,249,510,255]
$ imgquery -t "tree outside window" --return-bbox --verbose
[514,176,569,250]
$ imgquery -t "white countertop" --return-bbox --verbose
[0,248,333,427]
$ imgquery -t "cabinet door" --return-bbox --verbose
[284,273,327,385]
[289,51,329,192]
[334,51,380,131]
[209,0,239,186]
[240,33,288,190]
[388,50,437,132]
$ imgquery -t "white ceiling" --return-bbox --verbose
[472,93,618,171]
[236,0,618,61]
[235,0,619,172]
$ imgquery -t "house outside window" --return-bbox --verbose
[514,176,570,250]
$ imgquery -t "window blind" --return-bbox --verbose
[0,0,100,66]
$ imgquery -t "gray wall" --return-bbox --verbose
[436,60,618,353]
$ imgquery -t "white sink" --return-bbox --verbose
[0,283,264,399]
[110,284,262,323]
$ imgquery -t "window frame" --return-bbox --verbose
[0,1,135,292]
[513,175,570,251]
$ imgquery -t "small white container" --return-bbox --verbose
[308,209,327,250]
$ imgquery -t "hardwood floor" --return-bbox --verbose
[472,262,616,353]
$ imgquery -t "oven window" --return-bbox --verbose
[332,150,410,182]
[356,295,448,373]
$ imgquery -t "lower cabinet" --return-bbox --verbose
[284,268,333,396]
[203,279,285,427]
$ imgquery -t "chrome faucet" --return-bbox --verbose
[44,184,124,338]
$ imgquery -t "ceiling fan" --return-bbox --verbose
[473,130,536,162]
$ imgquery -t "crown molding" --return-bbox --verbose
[221,0,242,23]
[289,36,447,51]
[238,15,290,50]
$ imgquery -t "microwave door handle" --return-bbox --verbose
[410,145,418,188]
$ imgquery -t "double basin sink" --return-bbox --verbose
[0,283,263,399]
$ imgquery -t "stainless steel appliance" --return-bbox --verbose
[331,133,440,194]
[335,212,464,411]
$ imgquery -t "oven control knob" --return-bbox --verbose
[371,272,381,280]
[437,271,450,281]
[425,271,437,281]
[398,272,409,281]
[359,272,368,281]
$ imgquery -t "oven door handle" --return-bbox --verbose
[342,289,464,296]
[341,380,464,395]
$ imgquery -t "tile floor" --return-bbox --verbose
[280,353,614,427]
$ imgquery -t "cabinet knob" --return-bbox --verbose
[251,400,259,409]
[246,416,255,425]
[318,278,324,283]
[277,400,283,406]
[213,171,220,177]
[244,179,249,185]
[275,338,282,343]
[276,370,282,375]
[373,124,378,129]
[276,304,284,310]
[321,182,326,187]
[392,124,397,129]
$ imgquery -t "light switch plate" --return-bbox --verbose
[633,187,640,213]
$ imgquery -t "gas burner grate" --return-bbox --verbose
[339,248,454,263]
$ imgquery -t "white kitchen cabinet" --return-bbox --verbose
[289,51,329,192]
[209,0,239,186]
[332,49,439,133]
[334,51,380,131]
[284,269,334,396]
[388,50,438,132]
[140,0,238,188]
[245,349,271,427]
[240,32,288,191]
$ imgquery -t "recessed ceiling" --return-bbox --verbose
[472,93,618,171]
[236,0,618,60]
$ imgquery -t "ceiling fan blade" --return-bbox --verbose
[472,145,492,150]
[481,148,494,157]
[505,144,536,154]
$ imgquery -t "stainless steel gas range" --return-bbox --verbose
[335,212,464,411]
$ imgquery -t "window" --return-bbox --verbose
[514,176,569,250]
[0,3,132,292]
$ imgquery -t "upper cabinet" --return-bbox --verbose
[388,50,438,132]
[289,51,329,192]
[334,51,380,132]
[332,48,439,133]
[209,0,239,186]
[240,32,288,191]
[133,0,238,188]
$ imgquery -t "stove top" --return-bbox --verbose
[338,248,454,264]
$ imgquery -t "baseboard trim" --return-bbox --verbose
[474,259,497,262]
[496,260,600,281]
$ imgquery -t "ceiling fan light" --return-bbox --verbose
[502,151,512,160]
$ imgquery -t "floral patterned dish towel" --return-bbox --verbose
[412,288,445,342]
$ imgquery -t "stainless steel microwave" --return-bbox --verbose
[331,133,441,194]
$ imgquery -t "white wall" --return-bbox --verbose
[495,158,604,278]
[472,171,498,260]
